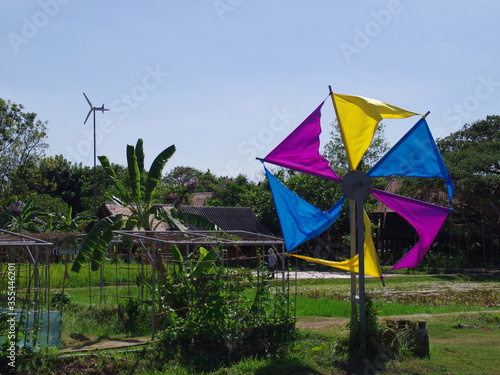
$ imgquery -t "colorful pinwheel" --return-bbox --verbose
[258,89,454,278]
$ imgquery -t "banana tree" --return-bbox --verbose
[45,206,97,233]
[72,139,176,272]
[99,138,176,231]
[0,200,48,233]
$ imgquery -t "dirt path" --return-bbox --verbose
[59,335,151,353]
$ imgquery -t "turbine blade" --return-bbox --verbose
[84,109,93,124]
[83,92,92,108]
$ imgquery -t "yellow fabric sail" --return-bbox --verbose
[331,94,419,170]
[290,210,382,278]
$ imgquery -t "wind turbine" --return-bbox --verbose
[83,93,109,215]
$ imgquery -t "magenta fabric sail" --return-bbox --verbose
[371,188,451,272]
[263,101,342,182]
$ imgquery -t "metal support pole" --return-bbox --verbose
[342,170,371,357]
[151,241,157,340]
[93,110,97,216]
[33,246,40,347]
[349,200,357,336]
[357,189,366,356]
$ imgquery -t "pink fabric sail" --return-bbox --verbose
[264,101,342,182]
[371,188,450,272]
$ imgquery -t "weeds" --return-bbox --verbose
[157,250,295,373]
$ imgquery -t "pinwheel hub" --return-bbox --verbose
[341,170,371,201]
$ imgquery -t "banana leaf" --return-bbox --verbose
[98,155,128,200]
[154,205,189,231]
[144,145,176,202]
[71,214,123,272]
[135,138,145,173]
[190,247,218,278]
[127,144,142,201]
[178,212,220,231]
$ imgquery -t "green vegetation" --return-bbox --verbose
[3,269,500,374]
[8,311,500,375]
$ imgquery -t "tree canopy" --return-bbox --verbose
[0,98,48,200]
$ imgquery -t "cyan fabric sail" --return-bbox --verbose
[265,167,345,252]
[368,118,454,200]
[371,188,450,272]
[264,101,342,182]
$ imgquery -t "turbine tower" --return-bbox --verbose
[83,93,109,215]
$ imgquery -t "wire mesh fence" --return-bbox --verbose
[1,229,294,352]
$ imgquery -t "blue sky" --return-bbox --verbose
[1,1,499,181]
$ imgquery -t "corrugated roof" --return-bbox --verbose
[97,203,173,231]
[114,229,282,246]
[97,203,273,235]
[178,206,273,235]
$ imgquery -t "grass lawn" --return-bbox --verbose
[383,312,500,375]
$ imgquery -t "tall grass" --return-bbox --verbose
[294,295,492,318]
[0,261,152,289]
[295,296,351,317]
[293,274,500,318]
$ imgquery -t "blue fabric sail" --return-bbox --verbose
[368,118,454,200]
[265,167,345,252]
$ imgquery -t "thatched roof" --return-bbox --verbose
[7,201,25,216]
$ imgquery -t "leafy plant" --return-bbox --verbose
[158,250,295,372]
[117,298,151,335]
[44,206,97,233]
[71,214,123,272]
[347,294,383,360]
[50,291,72,308]
[0,199,48,233]
[72,139,175,272]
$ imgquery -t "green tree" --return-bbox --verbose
[0,98,48,203]
[162,167,222,206]
[36,155,125,215]
[162,166,202,206]
[163,165,203,187]
[206,174,257,207]
[243,179,278,233]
